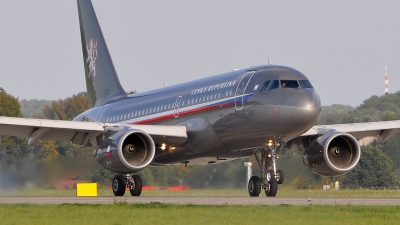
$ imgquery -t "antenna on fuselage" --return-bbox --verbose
[164,81,168,87]
[268,56,271,65]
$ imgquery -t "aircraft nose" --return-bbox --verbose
[287,89,321,128]
[287,89,321,109]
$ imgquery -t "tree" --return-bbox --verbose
[339,144,398,188]
[0,88,22,117]
[0,88,26,165]
[43,92,88,120]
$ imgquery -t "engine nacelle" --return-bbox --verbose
[303,132,361,176]
[96,129,155,174]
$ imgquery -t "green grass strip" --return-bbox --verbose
[0,204,399,225]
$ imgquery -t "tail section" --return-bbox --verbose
[77,0,126,108]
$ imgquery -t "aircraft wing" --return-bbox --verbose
[301,120,400,143]
[0,116,188,147]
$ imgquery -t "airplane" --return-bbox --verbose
[1,0,400,197]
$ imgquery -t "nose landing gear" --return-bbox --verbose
[247,141,285,197]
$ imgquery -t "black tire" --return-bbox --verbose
[130,175,142,196]
[265,179,278,197]
[276,169,284,184]
[248,176,261,197]
[266,170,275,184]
[112,175,126,196]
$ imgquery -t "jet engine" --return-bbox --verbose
[303,132,361,176]
[96,129,155,174]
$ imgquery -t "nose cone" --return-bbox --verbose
[288,89,321,128]
[288,89,321,109]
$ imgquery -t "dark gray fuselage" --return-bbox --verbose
[74,65,321,165]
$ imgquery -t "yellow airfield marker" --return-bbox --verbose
[76,183,98,197]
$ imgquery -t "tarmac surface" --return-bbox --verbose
[0,196,399,205]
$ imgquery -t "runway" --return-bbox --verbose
[0,196,399,205]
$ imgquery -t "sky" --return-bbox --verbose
[1,0,400,107]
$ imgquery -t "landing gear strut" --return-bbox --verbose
[247,141,285,197]
[112,174,143,196]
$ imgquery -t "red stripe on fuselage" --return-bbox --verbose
[131,102,235,125]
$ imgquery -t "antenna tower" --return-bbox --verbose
[385,64,388,95]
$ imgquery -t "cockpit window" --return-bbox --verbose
[299,80,313,88]
[259,80,271,92]
[268,80,280,90]
[280,80,299,88]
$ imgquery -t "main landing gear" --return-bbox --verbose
[248,141,285,197]
[112,174,143,196]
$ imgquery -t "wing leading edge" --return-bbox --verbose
[302,120,400,143]
[0,117,187,147]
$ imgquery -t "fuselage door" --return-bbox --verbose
[235,71,255,110]
[174,96,182,118]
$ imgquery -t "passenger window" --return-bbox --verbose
[281,80,299,88]
[299,80,313,88]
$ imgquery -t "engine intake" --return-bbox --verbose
[303,132,361,176]
[96,129,155,174]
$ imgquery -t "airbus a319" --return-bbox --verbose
[1,0,399,197]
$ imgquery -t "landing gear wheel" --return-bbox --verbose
[266,170,275,184]
[248,176,261,197]
[129,175,142,196]
[112,175,126,196]
[265,180,278,197]
[276,169,284,184]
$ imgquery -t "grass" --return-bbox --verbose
[1,186,399,197]
[0,204,399,225]
[1,187,399,224]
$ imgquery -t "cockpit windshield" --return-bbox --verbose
[258,79,313,92]
[269,80,279,90]
[299,80,313,88]
[280,80,299,88]
[259,80,271,92]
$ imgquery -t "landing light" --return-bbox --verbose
[161,143,166,150]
